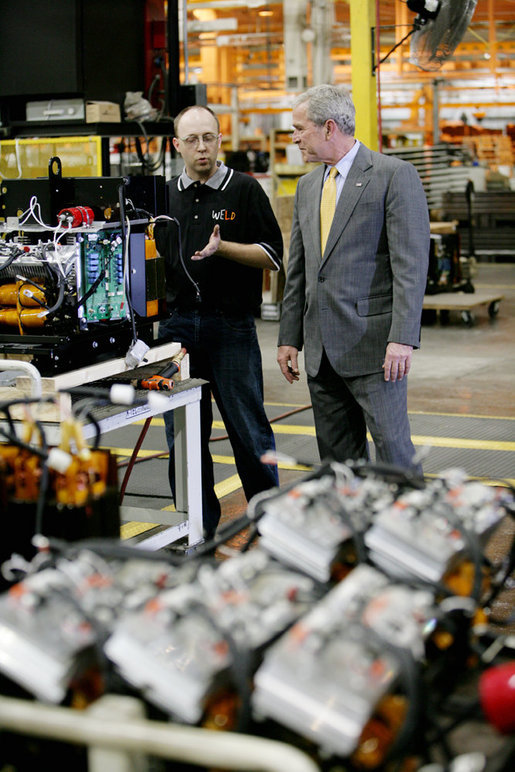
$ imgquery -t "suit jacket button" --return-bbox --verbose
[318,276,325,282]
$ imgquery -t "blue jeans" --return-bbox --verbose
[159,309,279,538]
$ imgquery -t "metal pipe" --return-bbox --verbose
[433,78,442,144]
[0,695,320,772]
[0,359,42,398]
[167,0,181,117]
[182,0,189,84]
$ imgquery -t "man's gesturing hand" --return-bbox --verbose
[191,224,221,261]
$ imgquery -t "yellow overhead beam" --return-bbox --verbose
[349,0,379,151]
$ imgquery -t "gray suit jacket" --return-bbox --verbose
[278,143,430,377]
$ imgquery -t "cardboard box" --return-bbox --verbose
[86,101,121,123]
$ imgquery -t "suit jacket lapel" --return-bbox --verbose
[303,165,325,260]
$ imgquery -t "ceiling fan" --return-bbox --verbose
[407,0,479,71]
[375,0,478,72]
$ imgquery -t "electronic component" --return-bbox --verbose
[77,228,126,325]
[364,469,509,593]
[0,167,167,372]
[0,442,120,571]
[57,206,95,228]
[0,552,195,704]
[256,466,393,582]
[0,567,98,703]
[0,224,135,329]
[252,564,436,760]
[105,550,319,723]
[0,465,510,770]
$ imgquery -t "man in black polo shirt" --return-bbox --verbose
[155,105,283,542]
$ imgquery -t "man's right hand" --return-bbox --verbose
[191,224,221,261]
[277,345,300,383]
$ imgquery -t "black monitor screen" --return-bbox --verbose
[0,1,79,98]
[0,0,145,106]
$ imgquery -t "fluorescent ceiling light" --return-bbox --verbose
[188,18,238,32]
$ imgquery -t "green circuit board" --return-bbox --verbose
[79,229,126,323]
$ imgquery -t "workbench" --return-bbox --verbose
[80,377,204,550]
[0,343,204,551]
[422,290,504,326]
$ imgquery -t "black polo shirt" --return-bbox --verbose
[155,163,283,316]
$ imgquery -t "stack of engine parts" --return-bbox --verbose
[0,381,176,585]
[0,452,513,771]
[0,159,167,374]
[0,406,120,577]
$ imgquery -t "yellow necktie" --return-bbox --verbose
[320,166,338,254]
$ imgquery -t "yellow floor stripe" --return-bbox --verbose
[115,397,515,535]
[106,447,167,458]
[214,473,243,498]
[211,454,311,473]
[119,468,514,536]
[121,472,247,513]
[266,423,317,436]
[149,418,317,434]
[105,430,515,459]
[409,410,515,421]
[108,445,316,472]
[120,522,156,539]
[411,435,515,452]
[140,410,515,428]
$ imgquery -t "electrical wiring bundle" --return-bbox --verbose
[0,458,512,771]
[0,164,167,373]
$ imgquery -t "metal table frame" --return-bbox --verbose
[67,378,204,551]
[0,359,204,550]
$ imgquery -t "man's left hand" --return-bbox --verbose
[382,342,413,382]
[191,224,221,261]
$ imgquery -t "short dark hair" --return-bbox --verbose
[174,105,220,137]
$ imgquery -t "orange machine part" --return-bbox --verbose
[0,281,46,307]
[145,234,159,316]
[0,308,46,329]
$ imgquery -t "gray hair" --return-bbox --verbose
[293,84,355,136]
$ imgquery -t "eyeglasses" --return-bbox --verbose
[178,133,220,147]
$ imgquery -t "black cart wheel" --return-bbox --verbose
[488,300,500,318]
[461,310,475,326]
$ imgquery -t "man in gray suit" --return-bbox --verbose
[277,84,430,473]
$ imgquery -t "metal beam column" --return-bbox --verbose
[350,0,379,151]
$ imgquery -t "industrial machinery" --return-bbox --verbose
[0,456,512,771]
[0,159,167,374]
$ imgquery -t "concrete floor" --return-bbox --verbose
[256,260,515,484]
[118,259,514,579]
[118,260,515,513]
[118,259,515,633]
[259,261,515,418]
